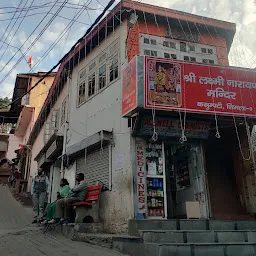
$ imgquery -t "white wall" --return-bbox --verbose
[66,24,133,233]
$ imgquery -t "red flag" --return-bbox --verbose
[27,56,32,68]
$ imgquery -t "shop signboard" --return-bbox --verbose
[122,57,137,117]
[136,140,146,215]
[144,56,256,117]
[139,117,210,139]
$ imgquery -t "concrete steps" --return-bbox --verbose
[153,243,256,256]
[63,220,256,256]
[142,230,256,243]
[118,219,256,255]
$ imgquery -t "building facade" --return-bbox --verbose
[6,72,56,187]
[27,1,256,233]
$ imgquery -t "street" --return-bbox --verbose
[0,185,124,256]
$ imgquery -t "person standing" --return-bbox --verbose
[31,168,50,224]
[52,173,87,225]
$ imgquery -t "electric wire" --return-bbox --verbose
[0,0,68,81]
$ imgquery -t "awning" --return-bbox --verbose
[66,130,113,158]
[15,106,34,136]
[35,133,63,163]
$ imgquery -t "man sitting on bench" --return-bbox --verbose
[53,173,87,225]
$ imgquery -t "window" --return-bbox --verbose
[151,50,157,56]
[144,37,150,44]
[109,54,119,82]
[184,56,196,62]
[201,48,207,54]
[61,99,67,125]
[202,59,215,64]
[164,53,170,58]
[180,42,186,52]
[208,49,213,54]
[110,42,119,55]
[99,53,106,63]
[89,62,96,72]
[99,64,106,90]
[144,49,150,56]
[163,41,176,49]
[88,72,96,97]
[188,44,195,52]
[44,123,50,144]
[51,109,59,131]
[171,54,177,60]
[163,41,169,47]
[78,81,86,105]
[169,42,176,49]
[150,39,157,45]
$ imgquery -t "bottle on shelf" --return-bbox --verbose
[151,198,156,207]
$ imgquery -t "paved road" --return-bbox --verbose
[0,185,124,256]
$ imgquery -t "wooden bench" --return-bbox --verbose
[72,185,101,223]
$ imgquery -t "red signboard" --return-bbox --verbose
[122,57,137,116]
[144,57,256,117]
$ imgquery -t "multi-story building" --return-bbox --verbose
[27,0,256,233]
[6,72,56,186]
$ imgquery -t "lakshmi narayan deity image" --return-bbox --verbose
[148,61,182,106]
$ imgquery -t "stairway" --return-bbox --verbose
[113,219,256,256]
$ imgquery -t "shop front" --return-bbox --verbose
[34,134,63,202]
[134,116,211,220]
[122,56,256,220]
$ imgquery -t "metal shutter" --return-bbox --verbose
[76,146,109,188]
[76,153,86,176]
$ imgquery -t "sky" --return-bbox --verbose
[0,0,255,98]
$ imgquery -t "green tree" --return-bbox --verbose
[0,97,11,110]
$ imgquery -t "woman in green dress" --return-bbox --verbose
[41,179,70,224]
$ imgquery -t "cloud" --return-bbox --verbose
[42,22,67,43]
[0,83,14,98]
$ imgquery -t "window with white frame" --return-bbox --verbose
[171,54,177,60]
[163,40,176,49]
[78,67,86,106]
[109,54,119,82]
[180,42,187,52]
[202,59,215,64]
[144,49,157,57]
[144,37,150,44]
[76,40,120,106]
[60,99,67,125]
[140,33,218,65]
[109,41,119,83]
[188,44,195,52]
[51,109,59,131]
[184,56,196,62]
[98,52,107,90]
[44,123,50,144]
[99,64,106,90]
[88,72,96,97]
[78,81,86,106]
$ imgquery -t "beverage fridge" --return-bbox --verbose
[145,142,167,219]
